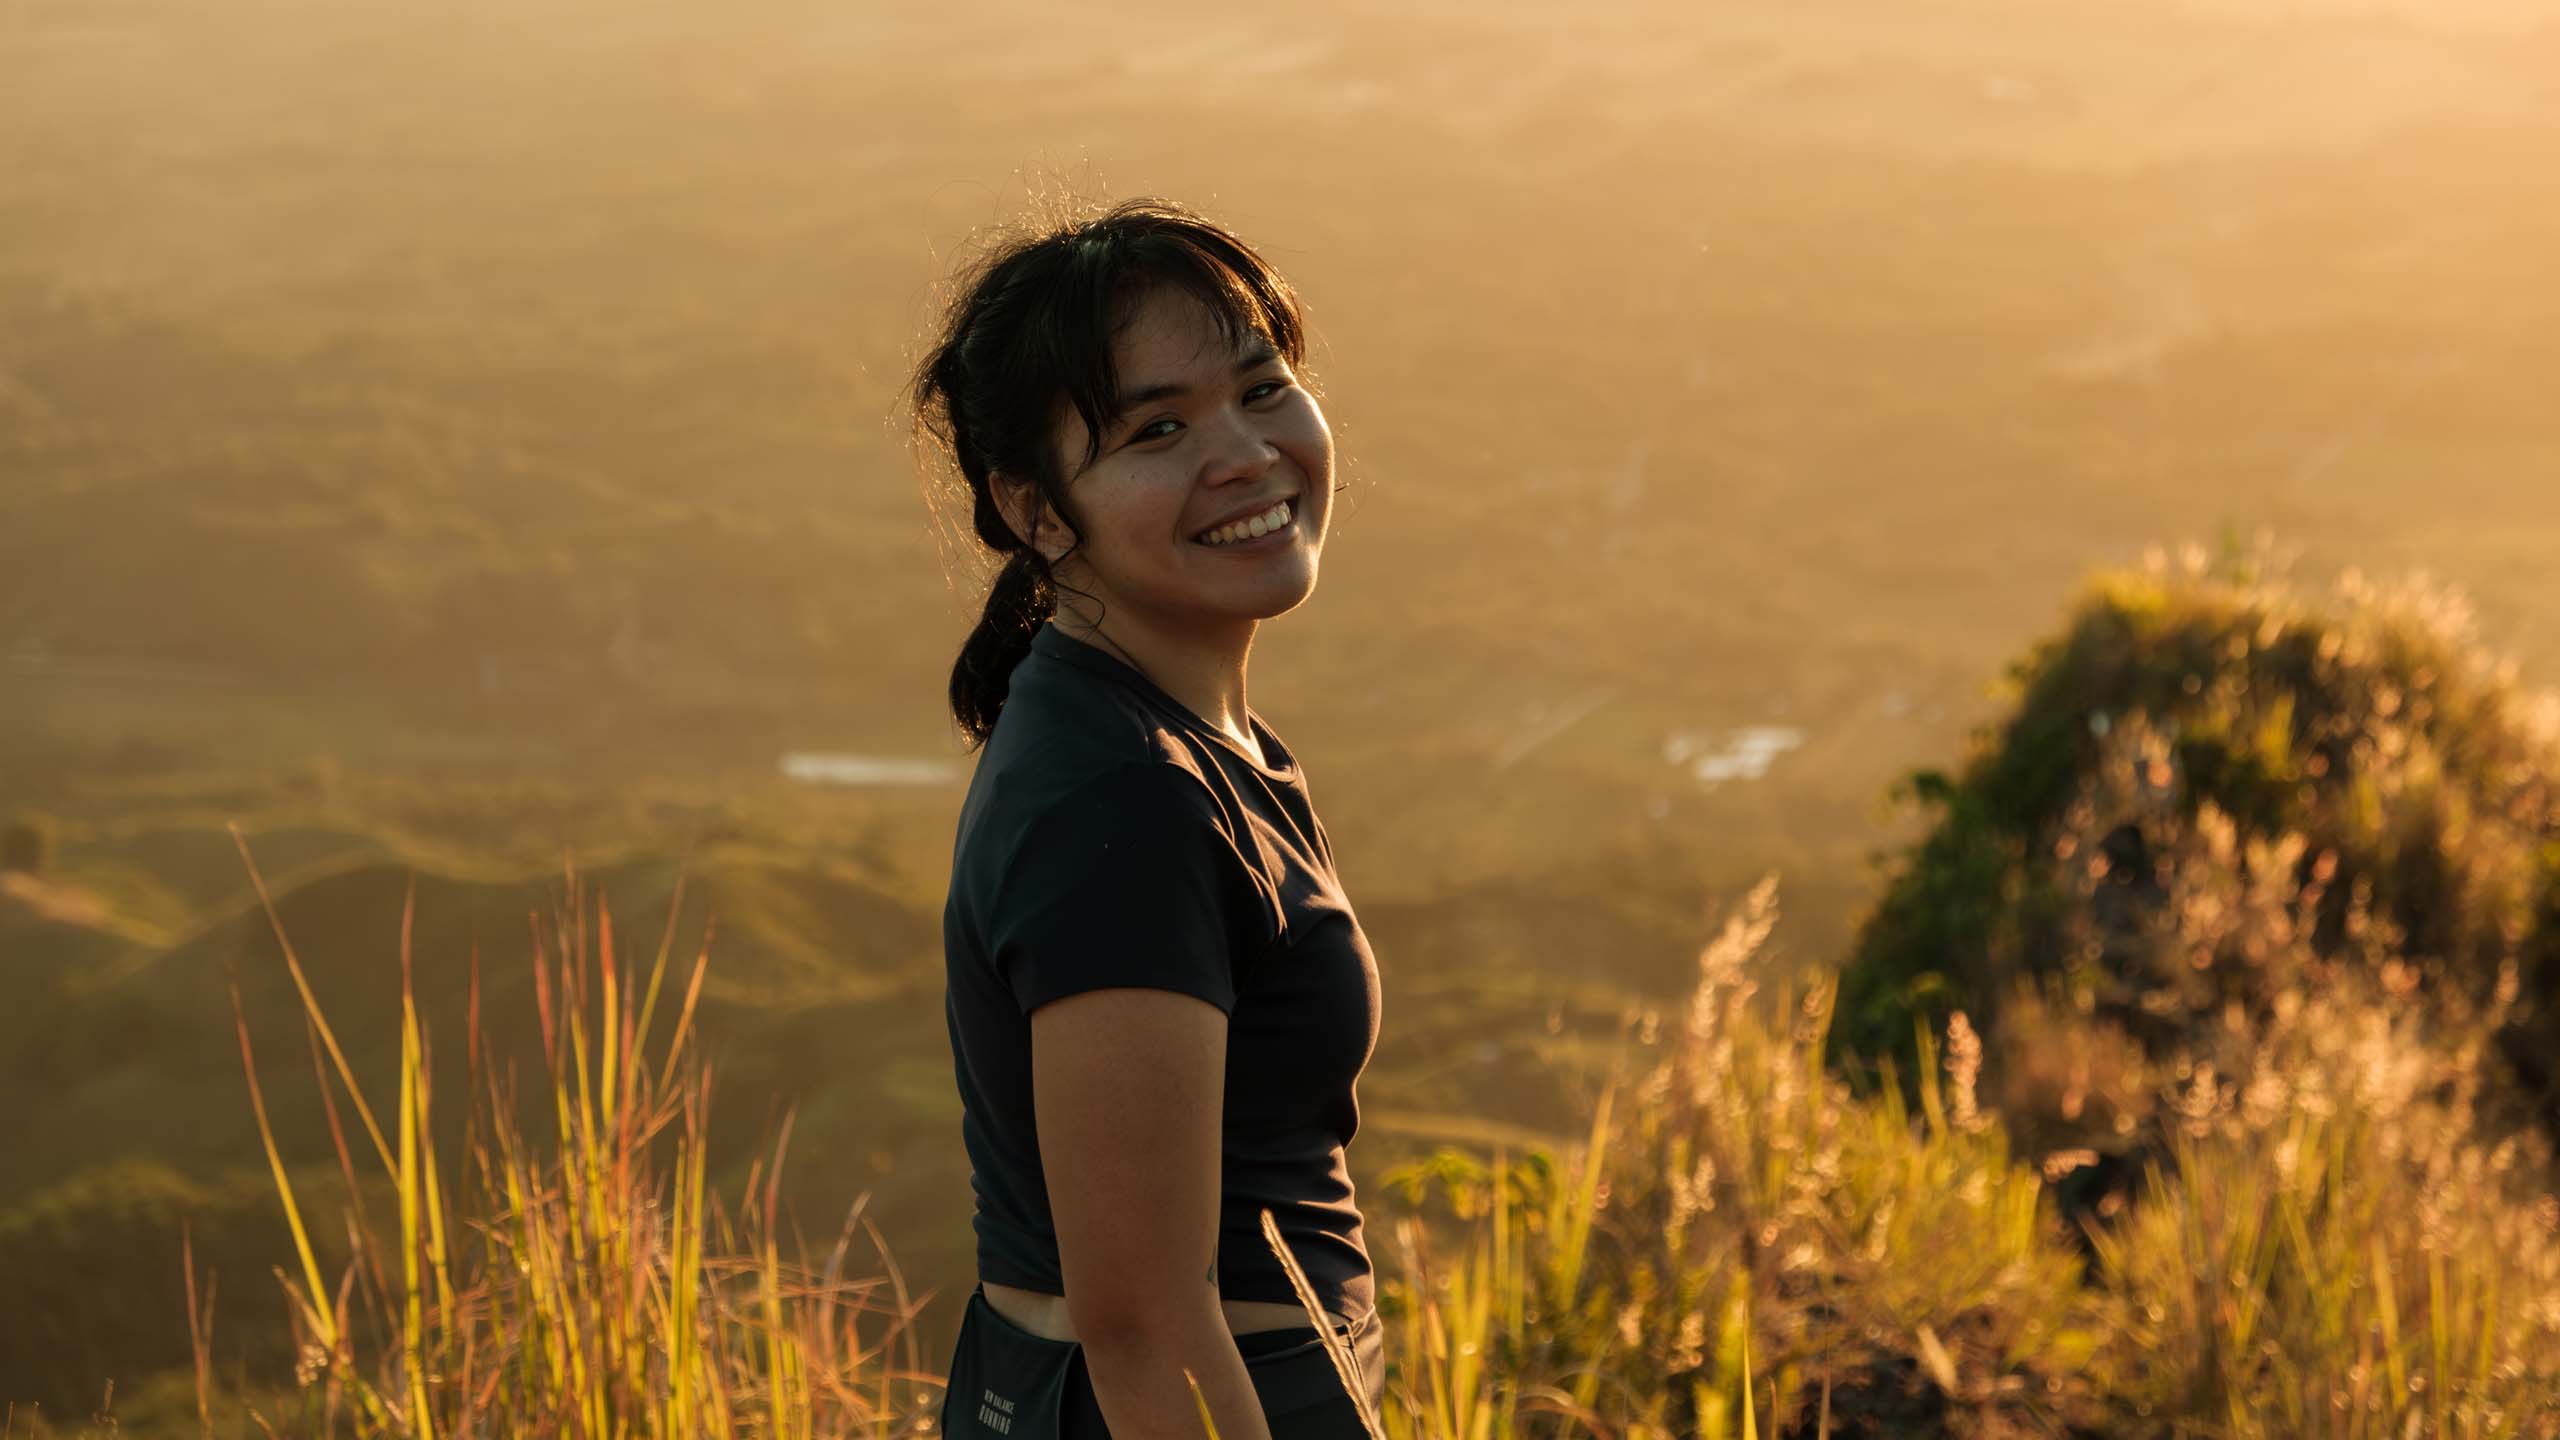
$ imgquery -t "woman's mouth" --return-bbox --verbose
[1190,497,1296,552]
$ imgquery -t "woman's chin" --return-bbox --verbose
[1238,564,1321,618]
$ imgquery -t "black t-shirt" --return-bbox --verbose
[942,619,1383,1329]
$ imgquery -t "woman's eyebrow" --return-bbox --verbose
[1110,340,1283,418]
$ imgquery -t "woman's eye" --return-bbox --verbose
[1129,381,1290,446]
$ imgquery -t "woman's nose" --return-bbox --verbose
[1199,407,1280,484]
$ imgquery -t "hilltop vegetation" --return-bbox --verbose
[1838,545,2560,1202]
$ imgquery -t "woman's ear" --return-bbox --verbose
[993,472,1061,561]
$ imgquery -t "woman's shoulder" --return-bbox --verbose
[959,695,1217,862]
[983,642,1226,787]
[950,742,1248,937]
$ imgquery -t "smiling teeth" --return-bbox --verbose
[1197,499,1291,546]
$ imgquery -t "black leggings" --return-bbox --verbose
[939,1284,1382,1438]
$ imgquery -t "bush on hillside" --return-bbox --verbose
[1837,544,2560,1149]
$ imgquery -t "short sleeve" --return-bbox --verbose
[989,762,1262,1018]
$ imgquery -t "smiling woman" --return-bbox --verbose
[909,198,1385,1440]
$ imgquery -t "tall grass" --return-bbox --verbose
[193,825,940,1437]
[1372,871,2560,1438]
[171,846,2560,1439]
[1374,876,2109,1439]
[2080,857,2560,1437]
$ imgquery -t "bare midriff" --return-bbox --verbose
[982,1279,1327,1343]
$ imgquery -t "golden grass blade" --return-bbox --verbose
[1549,1079,1616,1315]
[1260,1206,1385,1440]
[1915,1322,1958,1396]
[1449,1230,1490,1421]
[1490,1142,1516,1339]
[855,1205,921,1434]
[761,1106,801,1440]
[402,880,460,1334]
[599,899,621,1188]
[531,911,558,1066]
[631,853,693,1082]
[655,919,717,1099]
[1391,1217,1448,1439]
[226,821,397,1176]
[2429,1250,2450,1440]
[182,1220,216,1440]
[2372,1232,2405,1403]
[672,1066,713,1435]
[305,1010,393,1336]
[230,976,337,1355]
[1183,1368,1222,1439]
[1739,1322,1756,1440]
[397,963,436,1440]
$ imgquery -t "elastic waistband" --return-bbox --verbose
[1235,1301,1374,1352]
[973,1284,1375,1348]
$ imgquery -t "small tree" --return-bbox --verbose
[1839,543,2560,1149]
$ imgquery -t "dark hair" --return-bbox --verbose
[910,196,1313,750]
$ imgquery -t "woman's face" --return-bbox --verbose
[1010,284,1333,641]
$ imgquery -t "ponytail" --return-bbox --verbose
[949,549,1055,748]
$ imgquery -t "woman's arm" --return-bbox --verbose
[1031,985,1273,1440]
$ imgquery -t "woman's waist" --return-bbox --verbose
[979,1280,1332,1344]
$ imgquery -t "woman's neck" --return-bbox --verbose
[1051,609,1259,757]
